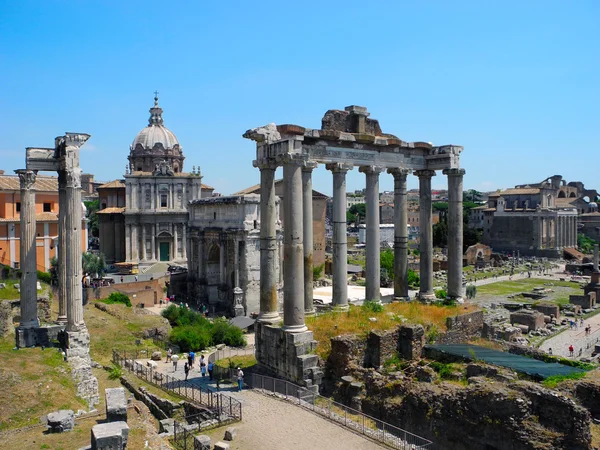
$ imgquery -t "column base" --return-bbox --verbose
[304,308,316,317]
[332,304,350,311]
[257,311,281,324]
[418,292,436,302]
[392,296,410,302]
[281,323,308,333]
[56,315,67,325]
[15,326,38,348]
[448,296,465,304]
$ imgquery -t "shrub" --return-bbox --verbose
[435,289,447,300]
[429,361,454,380]
[37,270,52,284]
[102,292,132,307]
[408,269,420,287]
[313,263,325,281]
[211,318,246,347]
[362,300,384,313]
[108,363,123,380]
[170,325,212,352]
[466,284,477,300]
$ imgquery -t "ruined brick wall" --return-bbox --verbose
[532,302,560,319]
[365,328,399,369]
[0,301,12,337]
[570,293,595,309]
[510,310,545,331]
[437,310,484,344]
[327,334,367,378]
[398,325,425,360]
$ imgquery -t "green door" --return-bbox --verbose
[159,242,170,261]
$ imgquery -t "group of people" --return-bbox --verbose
[569,318,586,330]
[166,348,215,381]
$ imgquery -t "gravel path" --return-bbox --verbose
[148,360,384,449]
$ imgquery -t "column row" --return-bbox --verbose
[256,157,467,332]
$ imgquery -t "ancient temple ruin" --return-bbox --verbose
[244,106,465,388]
[17,132,99,407]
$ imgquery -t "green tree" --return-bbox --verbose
[466,284,477,300]
[432,221,448,247]
[82,252,106,280]
[380,249,394,279]
[578,233,596,254]
[84,199,100,238]
[348,204,366,222]
[463,189,483,203]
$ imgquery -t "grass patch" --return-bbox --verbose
[542,372,586,389]
[214,355,257,369]
[307,302,478,359]
[477,278,582,297]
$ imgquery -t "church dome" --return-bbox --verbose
[128,93,185,173]
[132,123,179,149]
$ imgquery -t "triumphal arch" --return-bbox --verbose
[244,106,465,388]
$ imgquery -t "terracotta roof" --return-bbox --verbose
[234,179,328,199]
[555,198,578,207]
[98,180,125,189]
[97,207,125,214]
[0,212,59,222]
[0,174,58,192]
[488,188,540,197]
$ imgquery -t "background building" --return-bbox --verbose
[0,172,87,271]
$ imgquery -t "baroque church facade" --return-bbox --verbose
[98,95,213,267]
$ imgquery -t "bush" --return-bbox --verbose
[408,269,420,287]
[362,300,384,313]
[170,325,211,352]
[435,289,447,300]
[102,292,132,307]
[37,271,52,284]
[108,363,123,380]
[466,284,477,300]
[211,318,246,347]
[313,263,325,281]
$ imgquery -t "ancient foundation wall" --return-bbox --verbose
[437,310,484,344]
[84,276,168,308]
[255,322,322,391]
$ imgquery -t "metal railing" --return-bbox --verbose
[173,420,210,450]
[112,350,242,424]
[247,373,433,449]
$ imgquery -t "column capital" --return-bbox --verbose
[387,167,411,178]
[65,167,82,189]
[325,162,353,173]
[359,165,385,175]
[15,169,37,190]
[414,169,436,179]
[302,161,318,172]
[442,168,466,177]
[277,153,307,166]
[253,158,278,170]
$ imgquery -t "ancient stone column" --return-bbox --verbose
[16,169,39,330]
[141,224,146,261]
[389,168,410,301]
[57,170,68,324]
[151,224,156,261]
[326,163,353,309]
[415,170,436,300]
[256,159,280,323]
[594,244,599,272]
[173,224,178,260]
[282,155,307,332]
[360,165,385,303]
[65,166,84,331]
[302,162,317,315]
[444,168,465,302]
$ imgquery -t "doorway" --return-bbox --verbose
[159,242,170,261]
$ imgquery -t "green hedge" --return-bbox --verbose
[37,271,52,284]
[101,292,132,307]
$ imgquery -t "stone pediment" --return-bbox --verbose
[157,230,173,238]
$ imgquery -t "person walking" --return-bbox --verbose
[208,361,214,381]
[172,353,179,372]
[166,348,172,363]
[569,345,574,357]
[184,362,190,381]
[188,351,194,369]
[237,367,244,392]
[548,347,553,355]
[201,363,207,378]
[190,351,195,368]
[200,354,205,367]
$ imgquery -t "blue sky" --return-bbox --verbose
[1,1,598,196]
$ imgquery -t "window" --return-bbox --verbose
[43,203,52,212]
[16,202,21,213]
[160,194,168,208]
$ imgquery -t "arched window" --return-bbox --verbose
[207,244,220,264]
[558,191,566,198]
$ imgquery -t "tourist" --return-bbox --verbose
[237,367,244,392]
[120,276,124,283]
[184,362,190,380]
[201,363,207,378]
[548,348,552,355]
[569,345,574,357]
[166,348,172,363]
[189,351,195,368]
[580,318,585,328]
[135,275,138,282]
[172,353,179,372]
[188,352,193,368]
[208,361,214,381]
[200,354,205,367]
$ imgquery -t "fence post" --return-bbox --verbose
[329,398,332,419]
[345,406,347,426]
[362,414,365,435]
[229,396,232,416]
[285,382,288,399]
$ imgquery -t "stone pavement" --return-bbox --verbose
[144,358,384,449]
[539,313,600,359]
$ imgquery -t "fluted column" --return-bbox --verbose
[415,170,436,300]
[141,224,146,261]
[57,170,67,324]
[326,163,353,309]
[173,224,178,260]
[389,168,410,301]
[282,155,307,332]
[151,224,156,261]
[444,168,465,301]
[360,165,385,303]
[255,159,280,323]
[302,162,317,315]
[65,167,84,331]
[182,224,187,259]
[16,169,39,329]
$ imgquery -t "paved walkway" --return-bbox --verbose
[144,359,384,449]
[539,314,600,358]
